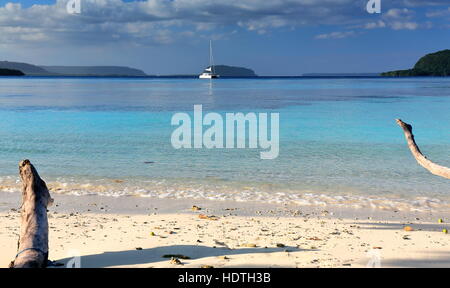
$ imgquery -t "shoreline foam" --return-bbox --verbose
[1,177,450,213]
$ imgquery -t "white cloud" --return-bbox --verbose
[390,21,419,30]
[364,20,386,29]
[315,31,357,40]
[403,0,449,7]
[385,8,415,19]
[0,0,361,47]
[0,0,445,48]
[426,7,450,17]
[381,7,424,30]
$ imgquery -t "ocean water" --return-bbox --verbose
[0,77,449,212]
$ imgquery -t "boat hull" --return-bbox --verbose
[199,74,220,79]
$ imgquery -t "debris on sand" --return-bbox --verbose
[241,243,257,248]
[307,237,322,241]
[403,226,414,232]
[163,254,191,260]
[214,240,228,247]
[169,257,183,265]
[199,214,219,221]
[192,206,202,211]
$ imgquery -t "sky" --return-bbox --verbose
[0,0,449,76]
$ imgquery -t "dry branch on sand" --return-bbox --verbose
[10,160,53,268]
[396,119,450,179]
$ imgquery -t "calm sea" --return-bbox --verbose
[0,77,449,211]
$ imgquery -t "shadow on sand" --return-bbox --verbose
[56,245,305,268]
[354,222,449,232]
[381,251,450,268]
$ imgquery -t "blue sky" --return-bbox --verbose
[0,0,449,75]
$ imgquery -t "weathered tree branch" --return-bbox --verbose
[11,160,53,268]
[396,119,450,179]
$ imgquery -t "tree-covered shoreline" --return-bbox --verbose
[381,50,450,77]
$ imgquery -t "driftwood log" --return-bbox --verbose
[10,160,53,268]
[396,119,450,179]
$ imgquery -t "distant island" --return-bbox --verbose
[0,68,24,76]
[381,49,450,77]
[0,61,147,77]
[303,73,379,77]
[40,66,147,77]
[0,61,257,77]
[209,65,257,77]
[0,61,51,76]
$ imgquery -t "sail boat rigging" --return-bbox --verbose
[199,40,220,79]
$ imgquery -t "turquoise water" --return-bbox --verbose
[0,77,449,211]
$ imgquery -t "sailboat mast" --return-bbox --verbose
[210,40,215,75]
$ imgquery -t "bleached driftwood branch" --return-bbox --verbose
[396,119,450,179]
[11,160,53,268]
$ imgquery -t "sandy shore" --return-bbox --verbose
[1,192,449,268]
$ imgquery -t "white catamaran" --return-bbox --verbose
[199,40,220,79]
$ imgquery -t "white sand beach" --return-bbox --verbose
[1,192,449,268]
